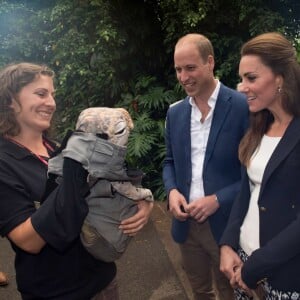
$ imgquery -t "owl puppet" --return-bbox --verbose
[48,107,153,262]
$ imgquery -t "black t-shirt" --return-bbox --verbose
[0,137,116,299]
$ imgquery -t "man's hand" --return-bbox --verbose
[168,189,189,221]
[185,194,219,222]
[119,200,153,236]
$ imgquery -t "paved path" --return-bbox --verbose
[0,203,193,300]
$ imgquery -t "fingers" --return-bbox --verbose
[229,275,239,289]
[234,266,253,296]
[119,212,147,236]
[168,191,189,221]
[186,205,209,223]
[119,201,153,236]
[219,246,252,295]
[120,221,145,236]
[220,263,236,282]
[172,210,189,221]
[0,271,8,286]
[189,209,208,222]
[220,245,243,281]
[186,195,218,222]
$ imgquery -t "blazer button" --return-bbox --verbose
[260,206,267,211]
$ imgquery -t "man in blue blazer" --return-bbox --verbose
[163,33,248,300]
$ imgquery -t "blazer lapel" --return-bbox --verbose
[204,85,231,170]
[261,117,300,191]
[181,100,192,171]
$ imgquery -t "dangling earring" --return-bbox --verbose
[278,86,282,93]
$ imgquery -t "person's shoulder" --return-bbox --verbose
[0,139,15,174]
[219,83,247,107]
[170,99,184,108]
[168,96,189,111]
[220,83,243,96]
[0,136,33,170]
[0,136,13,157]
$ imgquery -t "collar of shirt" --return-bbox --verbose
[0,135,56,161]
[188,79,221,113]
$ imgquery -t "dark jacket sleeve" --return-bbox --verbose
[162,108,178,196]
[220,166,300,289]
[219,167,250,249]
[241,213,300,288]
[31,158,89,252]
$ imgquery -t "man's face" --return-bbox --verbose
[174,42,214,98]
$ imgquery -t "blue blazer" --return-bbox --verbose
[220,117,300,292]
[163,83,248,244]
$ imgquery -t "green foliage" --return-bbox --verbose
[45,0,129,137]
[0,2,52,65]
[0,0,300,199]
[117,74,181,200]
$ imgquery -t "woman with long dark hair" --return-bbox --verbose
[220,32,300,299]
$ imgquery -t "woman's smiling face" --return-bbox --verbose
[11,75,56,134]
[238,54,282,113]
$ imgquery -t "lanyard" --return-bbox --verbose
[6,137,54,167]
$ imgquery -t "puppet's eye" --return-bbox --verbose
[115,128,125,135]
[115,120,127,136]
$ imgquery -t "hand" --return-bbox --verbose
[234,266,253,297]
[185,195,219,222]
[119,200,153,236]
[220,245,243,288]
[168,189,189,221]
